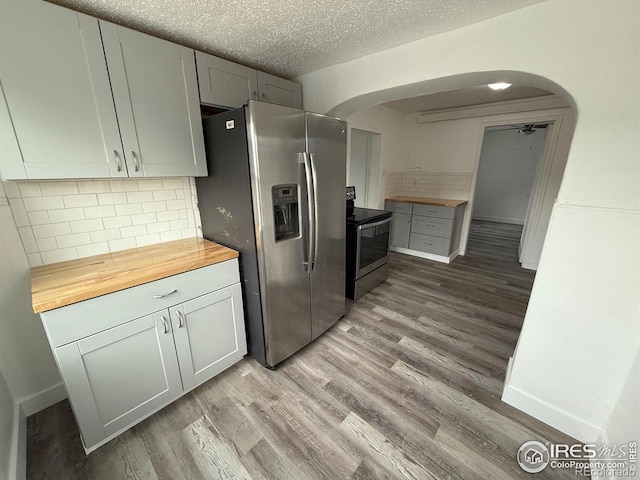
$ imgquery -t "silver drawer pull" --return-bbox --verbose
[161,315,169,334]
[177,310,185,328]
[154,289,177,298]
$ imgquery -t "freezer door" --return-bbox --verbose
[246,101,312,366]
[306,112,347,339]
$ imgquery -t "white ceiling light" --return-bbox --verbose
[488,82,512,91]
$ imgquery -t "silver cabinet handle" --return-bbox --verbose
[114,150,122,172]
[161,315,169,334]
[261,92,266,99]
[131,151,140,172]
[252,90,257,99]
[153,288,177,298]
[407,217,411,223]
[177,310,185,328]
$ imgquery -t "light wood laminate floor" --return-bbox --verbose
[27,221,579,479]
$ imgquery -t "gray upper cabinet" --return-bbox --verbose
[195,51,302,109]
[101,23,207,178]
[0,0,125,180]
[195,52,259,108]
[257,71,302,109]
[0,0,206,180]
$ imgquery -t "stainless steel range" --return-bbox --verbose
[346,187,392,300]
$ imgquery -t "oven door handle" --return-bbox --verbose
[357,217,392,230]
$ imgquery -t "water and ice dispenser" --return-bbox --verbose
[272,184,299,241]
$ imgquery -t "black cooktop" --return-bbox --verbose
[347,207,392,225]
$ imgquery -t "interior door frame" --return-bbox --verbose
[346,123,383,208]
[460,112,566,268]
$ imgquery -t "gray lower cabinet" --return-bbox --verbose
[386,200,467,259]
[390,213,411,248]
[41,260,246,453]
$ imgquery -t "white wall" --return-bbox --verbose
[0,366,14,480]
[299,0,640,443]
[602,350,639,446]
[473,128,545,224]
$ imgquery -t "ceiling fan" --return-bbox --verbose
[492,123,549,135]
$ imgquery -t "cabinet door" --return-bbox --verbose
[170,284,246,391]
[390,213,411,248]
[257,71,302,109]
[0,0,125,179]
[100,22,207,177]
[55,312,182,450]
[195,52,258,108]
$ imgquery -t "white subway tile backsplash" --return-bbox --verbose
[24,196,64,211]
[18,227,38,253]
[90,228,121,243]
[160,230,182,242]
[18,182,42,197]
[27,253,43,267]
[56,232,92,248]
[131,212,157,225]
[5,177,201,266]
[27,211,50,225]
[77,181,111,194]
[136,233,161,247]
[108,237,137,252]
[40,182,78,196]
[32,223,71,239]
[152,189,176,201]
[157,210,180,222]
[97,192,128,205]
[142,201,167,213]
[138,180,164,191]
[9,199,29,227]
[84,205,116,219]
[121,225,147,238]
[63,194,98,208]
[41,247,78,264]
[126,191,153,203]
[103,216,132,229]
[48,207,85,223]
[77,242,110,257]
[384,171,473,201]
[70,218,104,234]
[115,203,144,216]
[36,238,58,252]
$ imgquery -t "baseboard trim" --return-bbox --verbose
[9,403,26,480]
[19,382,67,417]
[521,260,539,271]
[472,215,525,225]
[502,383,601,443]
[390,246,459,264]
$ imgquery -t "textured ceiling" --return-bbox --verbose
[48,0,544,78]
[382,85,553,114]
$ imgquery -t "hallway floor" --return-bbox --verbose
[27,220,580,479]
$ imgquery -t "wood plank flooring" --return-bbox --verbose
[27,220,581,479]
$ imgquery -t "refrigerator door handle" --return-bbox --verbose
[309,152,320,271]
[300,152,315,273]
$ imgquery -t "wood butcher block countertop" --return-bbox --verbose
[385,196,468,207]
[31,238,239,313]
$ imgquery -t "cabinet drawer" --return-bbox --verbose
[409,233,451,256]
[42,259,240,347]
[385,201,413,214]
[412,204,455,219]
[411,215,454,238]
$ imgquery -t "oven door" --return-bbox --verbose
[356,217,391,279]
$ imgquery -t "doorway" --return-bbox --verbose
[348,128,381,208]
[468,123,549,265]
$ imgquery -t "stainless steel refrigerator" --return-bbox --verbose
[196,101,347,368]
